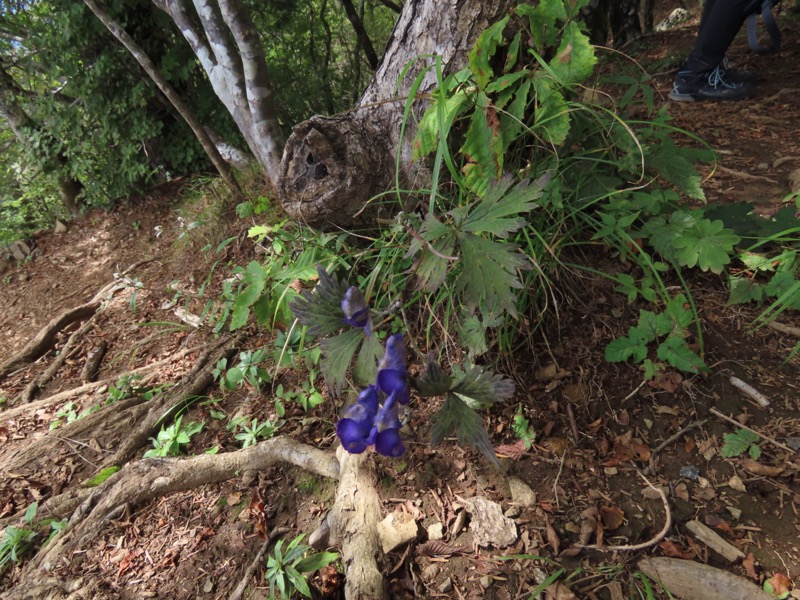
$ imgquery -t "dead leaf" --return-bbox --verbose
[545,582,579,599]
[494,440,527,461]
[545,516,560,556]
[704,514,737,537]
[765,573,793,597]
[728,475,747,492]
[674,483,690,502]
[654,371,683,393]
[600,505,625,531]
[319,564,343,596]
[740,459,785,478]
[742,553,759,580]
[659,540,694,559]
[579,508,598,545]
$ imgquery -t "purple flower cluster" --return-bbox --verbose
[336,334,409,457]
[341,287,372,335]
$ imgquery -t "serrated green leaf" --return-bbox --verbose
[407,214,458,292]
[646,140,707,201]
[672,219,740,274]
[413,89,472,160]
[320,329,364,394]
[637,309,674,339]
[430,394,497,465]
[738,252,776,272]
[462,176,545,238]
[547,22,596,85]
[503,31,522,73]
[605,332,649,363]
[289,265,349,337]
[458,314,488,357]
[468,16,509,90]
[451,363,515,409]
[516,0,567,50]
[460,93,504,196]
[656,335,705,373]
[748,443,762,460]
[455,232,528,318]
[414,354,454,397]
[533,77,570,146]
[721,429,760,458]
[353,334,384,387]
[664,294,694,329]
[728,276,765,305]
[764,270,799,302]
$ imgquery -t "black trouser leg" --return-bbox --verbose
[685,0,751,71]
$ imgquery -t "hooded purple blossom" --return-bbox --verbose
[376,334,409,405]
[336,385,405,457]
[341,287,372,335]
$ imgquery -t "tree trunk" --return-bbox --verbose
[0,64,85,218]
[278,0,516,226]
[152,0,284,185]
[609,0,642,47]
[82,0,242,197]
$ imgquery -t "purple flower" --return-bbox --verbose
[335,386,406,457]
[341,287,372,335]
[377,334,409,405]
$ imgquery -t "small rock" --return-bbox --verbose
[377,511,418,553]
[726,506,742,520]
[789,168,800,194]
[463,496,517,548]
[54,220,67,233]
[438,578,453,594]
[202,578,214,593]
[421,564,440,581]
[508,476,537,507]
[451,510,467,537]
[504,506,521,518]
[480,575,492,588]
[427,522,444,541]
[679,465,700,481]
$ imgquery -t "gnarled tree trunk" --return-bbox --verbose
[279,0,516,226]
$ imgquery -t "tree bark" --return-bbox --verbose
[82,0,243,197]
[152,0,284,185]
[340,0,379,70]
[278,0,516,226]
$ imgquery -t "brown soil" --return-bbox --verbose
[2,11,800,600]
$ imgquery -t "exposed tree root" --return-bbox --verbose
[0,301,99,383]
[27,437,339,574]
[0,343,204,422]
[100,336,240,468]
[328,446,387,600]
[0,576,93,600]
[19,321,95,404]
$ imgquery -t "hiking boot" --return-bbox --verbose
[720,56,758,83]
[669,65,756,101]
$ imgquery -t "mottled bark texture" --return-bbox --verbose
[279,0,516,226]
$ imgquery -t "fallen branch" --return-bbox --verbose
[767,320,800,338]
[729,376,770,409]
[19,320,95,404]
[715,165,778,184]
[229,526,291,600]
[708,407,796,455]
[327,446,387,600]
[646,420,707,475]
[578,466,671,552]
[79,339,107,382]
[28,436,339,573]
[0,300,99,383]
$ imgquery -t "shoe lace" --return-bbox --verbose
[707,65,740,89]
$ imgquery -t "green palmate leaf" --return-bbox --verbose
[656,335,706,373]
[430,394,497,464]
[462,176,545,238]
[455,233,529,318]
[605,327,650,363]
[289,264,349,337]
[414,354,454,397]
[664,294,694,329]
[516,0,567,50]
[533,77,570,146]
[637,309,674,339]
[764,270,800,306]
[458,314,489,357]
[468,16,509,90]
[320,329,365,394]
[738,251,777,273]
[728,276,766,305]
[721,429,760,458]
[460,93,504,196]
[353,333,384,387]
[547,22,596,85]
[500,77,532,145]
[451,363,515,409]
[672,219,740,274]
[230,261,270,330]
[407,213,458,292]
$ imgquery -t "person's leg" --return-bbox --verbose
[686,0,752,71]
